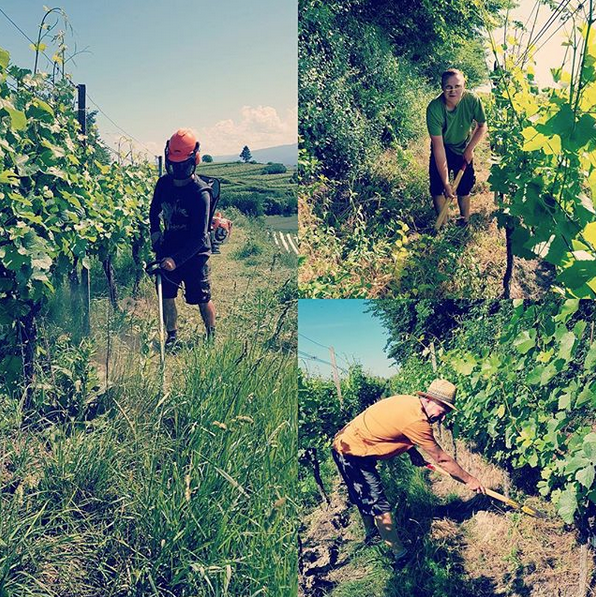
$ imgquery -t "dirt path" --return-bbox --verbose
[299,438,593,597]
[390,139,555,299]
[88,218,296,390]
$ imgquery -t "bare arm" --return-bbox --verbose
[431,135,449,185]
[430,135,455,199]
[463,122,488,163]
[423,442,485,492]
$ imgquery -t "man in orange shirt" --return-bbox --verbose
[332,379,485,564]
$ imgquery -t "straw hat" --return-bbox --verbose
[417,379,458,411]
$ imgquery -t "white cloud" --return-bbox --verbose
[99,105,298,164]
[199,105,297,156]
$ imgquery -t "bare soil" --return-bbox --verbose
[299,436,594,597]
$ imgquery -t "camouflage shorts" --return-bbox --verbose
[331,448,391,516]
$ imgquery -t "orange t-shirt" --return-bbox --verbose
[332,395,438,459]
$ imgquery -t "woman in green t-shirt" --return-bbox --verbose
[426,69,488,226]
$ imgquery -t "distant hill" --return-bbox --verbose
[212,143,298,166]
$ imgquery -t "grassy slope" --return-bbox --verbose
[392,137,553,299]
[199,162,295,206]
[299,124,553,300]
[0,193,298,593]
[198,161,295,190]
[299,432,590,597]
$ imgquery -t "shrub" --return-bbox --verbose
[202,154,213,163]
[262,163,287,175]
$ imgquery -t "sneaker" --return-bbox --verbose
[456,217,469,228]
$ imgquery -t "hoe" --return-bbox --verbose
[434,160,468,231]
[426,462,547,518]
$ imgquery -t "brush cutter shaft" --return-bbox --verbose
[434,160,468,230]
[145,261,166,366]
[156,272,165,366]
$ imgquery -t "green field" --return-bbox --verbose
[198,162,297,217]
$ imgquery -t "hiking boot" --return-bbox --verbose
[390,548,411,570]
[165,331,179,350]
[456,217,469,228]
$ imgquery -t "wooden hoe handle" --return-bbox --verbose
[434,160,468,231]
[425,463,545,518]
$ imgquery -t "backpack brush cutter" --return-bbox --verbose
[210,211,232,254]
[426,463,547,518]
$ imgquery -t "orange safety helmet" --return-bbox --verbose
[165,128,201,179]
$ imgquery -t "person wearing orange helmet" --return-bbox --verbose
[149,128,216,345]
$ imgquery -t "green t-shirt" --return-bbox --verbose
[426,90,486,154]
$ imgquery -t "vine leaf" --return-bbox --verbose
[0,104,27,131]
[0,47,9,70]
[557,331,576,362]
[576,465,595,489]
[557,485,578,524]
[553,299,580,323]
[513,329,536,354]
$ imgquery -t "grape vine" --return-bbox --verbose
[487,2,596,297]
[0,44,155,383]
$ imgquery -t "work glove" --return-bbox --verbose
[160,257,176,271]
[151,231,163,253]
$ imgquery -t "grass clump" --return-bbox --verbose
[233,238,265,261]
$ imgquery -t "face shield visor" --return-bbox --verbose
[165,157,197,180]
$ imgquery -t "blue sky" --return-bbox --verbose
[298,300,397,379]
[0,1,297,156]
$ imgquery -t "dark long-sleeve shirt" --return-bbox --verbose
[149,174,211,266]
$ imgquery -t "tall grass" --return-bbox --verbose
[1,276,297,596]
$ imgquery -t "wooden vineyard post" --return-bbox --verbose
[81,266,91,335]
[577,541,589,597]
[428,341,444,443]
[329,346,343,406]
[502,203,514,299]
[77,84,86,141]
[429,341,437,374]
[76,84,91,335]
[429,341,456,454]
